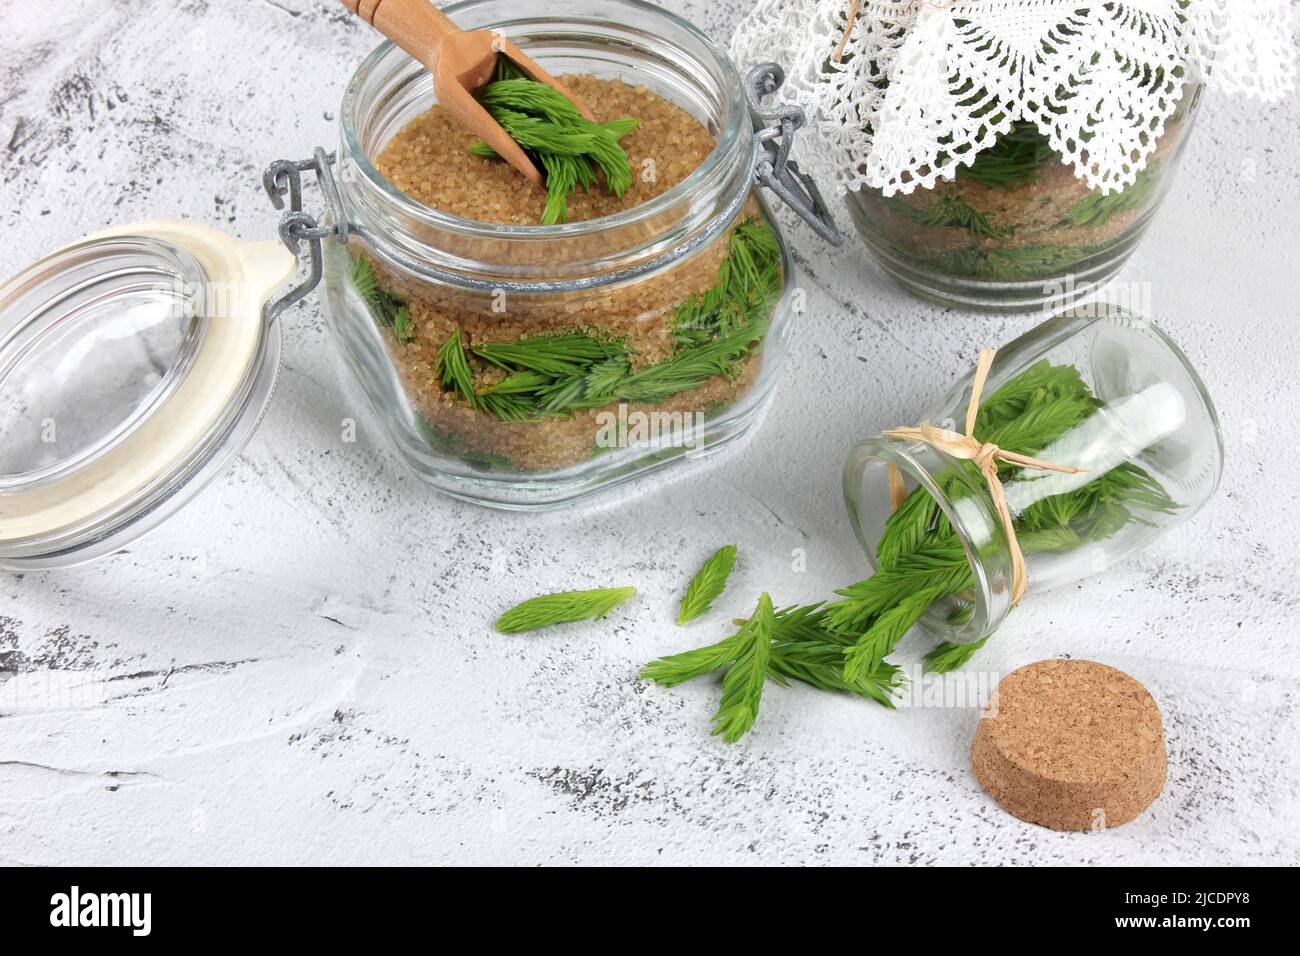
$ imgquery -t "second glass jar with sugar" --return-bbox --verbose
[844,83,1204,313]
[269,0,841,508]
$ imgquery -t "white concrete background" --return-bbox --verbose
[1,0,1298,866]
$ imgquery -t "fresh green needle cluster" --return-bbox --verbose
[881,193,1011,239]
[1056,162,1161,229]
[640,359,1180,741]
[923,241,1112,282]
[642,597,906,737]
[468,59,638,224]
[956,120,1057,189]
[351,256,411,341]
[432,220,781,420]
[495,586,636,633]
[709,594,774,742]
[677,545,738,624]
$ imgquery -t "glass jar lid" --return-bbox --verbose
[0,221,295,569]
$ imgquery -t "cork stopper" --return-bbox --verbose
[971,659,1166,831]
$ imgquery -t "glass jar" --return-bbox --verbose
[310,0,821,509]
[842,305,1222,645]
[845,84,1204,313]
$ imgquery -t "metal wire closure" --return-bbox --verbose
[261,149,345,325]
[744,64,844,247]
[261,63,841,322]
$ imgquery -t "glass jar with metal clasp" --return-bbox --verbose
[0,0,840,569]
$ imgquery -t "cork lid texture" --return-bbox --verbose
[972,659,1167,831]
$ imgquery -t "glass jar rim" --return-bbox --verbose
[338,0,750,243]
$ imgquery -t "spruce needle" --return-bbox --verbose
[426,220,781,420]
[467,61,638,224]
[677,545,738,624]
[710,593,775,743]
[436,327,476,405]
[495,587,637,634]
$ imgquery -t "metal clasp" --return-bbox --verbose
[744,63,844,246]
[261,147,345,324]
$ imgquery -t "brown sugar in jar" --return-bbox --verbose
[318,3,800,507]
[350,75,784,475]
[378,75,714,226]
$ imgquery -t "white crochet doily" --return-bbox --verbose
[730,0,1297,196]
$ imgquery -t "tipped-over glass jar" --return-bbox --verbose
[287,0,840,509]
[845,85,1204,313]
[843,305,1222,646]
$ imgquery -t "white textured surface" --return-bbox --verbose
[1,0,1298,866]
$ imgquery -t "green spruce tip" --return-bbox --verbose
[466,60,639,225]
[880,193,1011,240]
[709,593,775,743]
[495,586,636,634]
[429,219,781,422]
[1056,161,1161,229]
[677,545,738,624]
[840,583,950,684]
[436,327,475,405]
[640,596,906,740]
[639,629,746,688]
[351,255,413,342]
[923,636,988,673]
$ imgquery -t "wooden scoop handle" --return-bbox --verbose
[340,0,549,185]
[342,0,459,66]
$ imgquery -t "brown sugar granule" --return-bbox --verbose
[377,75,715,225]
[971,659,1167,831]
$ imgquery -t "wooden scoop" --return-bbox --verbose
[341,0,595,186]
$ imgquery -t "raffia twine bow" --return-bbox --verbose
[882,348,1083,605]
